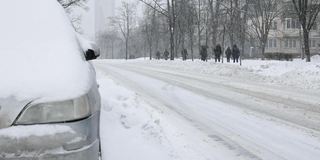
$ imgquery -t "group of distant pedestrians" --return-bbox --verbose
[202,44,240,63]
[156,49,170,60]
[155,44,240,63]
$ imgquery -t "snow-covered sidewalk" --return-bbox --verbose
[98,73,223,160]
[96,57,320,160]
[101,56,320,90]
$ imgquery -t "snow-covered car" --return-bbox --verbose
[0,0,101,159]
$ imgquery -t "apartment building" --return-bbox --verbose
[265,1,320,56]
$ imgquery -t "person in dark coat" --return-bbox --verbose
[225,47,232,63]
[214,44,222,62]
[232,45,240,63]
[181,48,188,61]
[164,49,169,60]
[156,51,161,60]
[200,45,208,61]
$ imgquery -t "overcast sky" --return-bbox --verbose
[95,0,143,32]
[80,0,144,39]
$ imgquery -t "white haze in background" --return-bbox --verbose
[95,0,143,33]
[96,0,116,34]
[78,0,96,40]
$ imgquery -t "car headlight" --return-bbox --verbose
[15,95,91,125]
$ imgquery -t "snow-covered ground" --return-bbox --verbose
[112,56,320,90]
[95,57,320,160]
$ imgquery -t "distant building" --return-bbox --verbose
[265,1,320,57]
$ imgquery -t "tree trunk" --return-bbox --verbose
[260,39,266,59]
[222,25,226,63]
[125,38,128,60]
[126,9,130,60]
[190,33,194,61]
[197,0,201,59]
[111,41,114,59]
[241,0,248,58]
[229,0,234,46]
[299,28,305,59]
[209,0,220,49]
[303,28,311,62]
[168,0,175,60]
[149,45,152,60]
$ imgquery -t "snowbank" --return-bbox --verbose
[98,76,175,160]
[0,125,75,139]
[96,65,320,160]
[104,56,320,90]
[0,0,92,101]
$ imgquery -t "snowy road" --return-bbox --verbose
[95,60,320,160]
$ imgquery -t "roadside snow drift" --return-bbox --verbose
[104,56,320,90]
[95,59,320,160]
[0,0,92,101]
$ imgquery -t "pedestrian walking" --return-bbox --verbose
[182,48,188,61]
[225,47,232,63]
[156,51,161,60]
[164,49,169,60]
[214,44,222,62]
[200,45,208,61]
[232,45,240,63]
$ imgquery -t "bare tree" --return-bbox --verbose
[186,0,197,61]
[142,1,162,60]
[57,0,87,9]
[196,0,204,56]
[110,2,137,60]
[291,0,320,62]
[247,0,283,58]
[208,0,222,49]
[240,0,249,58]
[139,0,177,60]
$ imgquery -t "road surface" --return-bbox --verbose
[95,60,320,160]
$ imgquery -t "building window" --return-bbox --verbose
[287,19,291,29]
[268,39,272,48]
[286,19,300,29]
[310,39,317,48]
[285,39,297,48]
[267,39,277,48]
[271,21,278,30]
[292,40,296,48]
[289,39,292,48]
[312,23,317,30]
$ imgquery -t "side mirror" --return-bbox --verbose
[85,49,98,61]
[85,44,100,61]
[76,33,100,61]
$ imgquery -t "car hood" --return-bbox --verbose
[0,0,93,102]
[0,97,31,129]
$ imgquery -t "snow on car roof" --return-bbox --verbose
[0,0,93,102]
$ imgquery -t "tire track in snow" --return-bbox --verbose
[106,63,320,132]
[95,63,320,160]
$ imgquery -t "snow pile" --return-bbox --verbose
[105,57,320,90]
[312,54,320,62]
[97,69,262,160]
[243,57,320,89]
[98,75,175,160]
[0,0,92,101]
[0,125,75,139]
[0,124,79,157]
[96,65,320,160]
